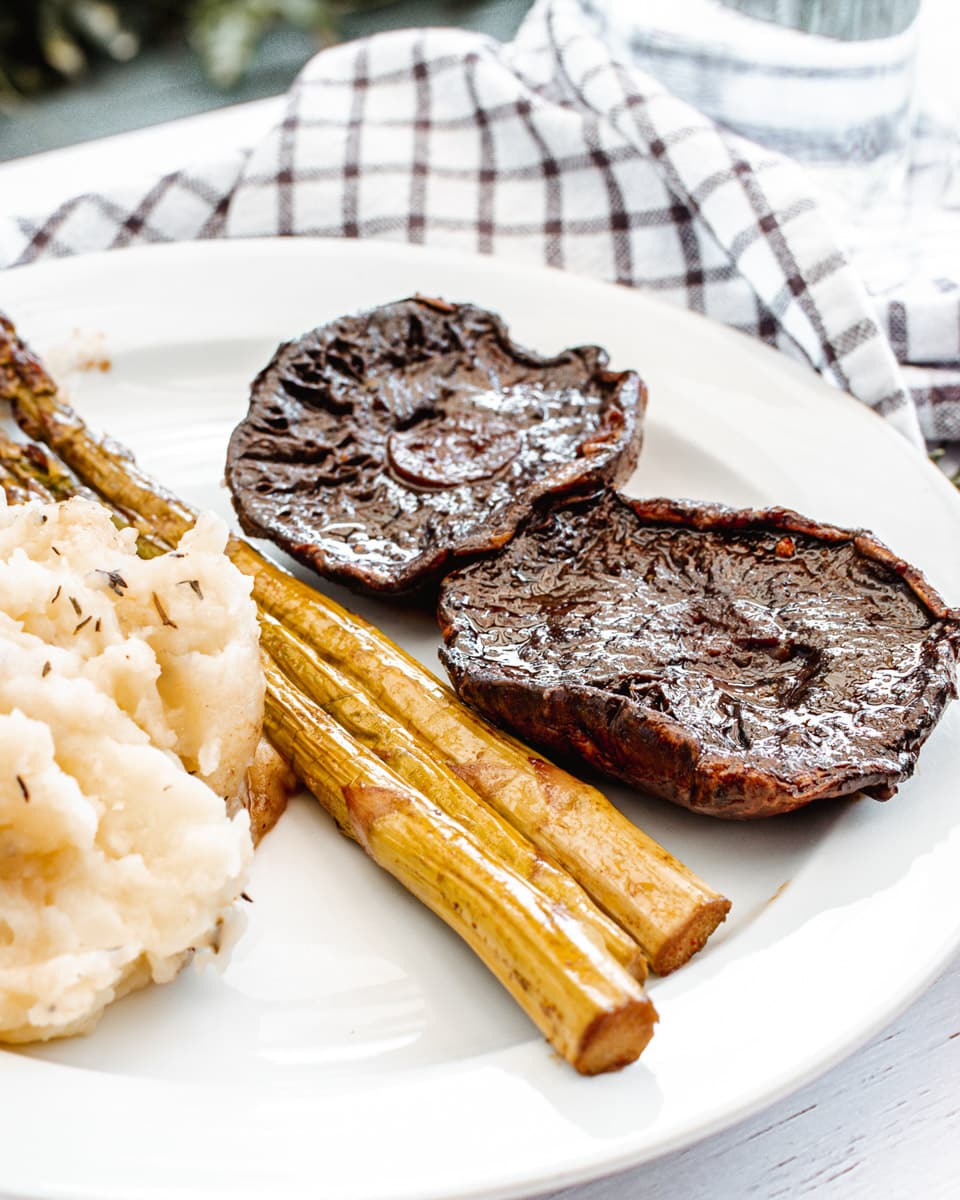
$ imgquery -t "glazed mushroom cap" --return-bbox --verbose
[226,298,645,595]
[438,490,960,819]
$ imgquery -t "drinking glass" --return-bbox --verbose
[605,0,923,211]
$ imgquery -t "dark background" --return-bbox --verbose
[1,0,532,161]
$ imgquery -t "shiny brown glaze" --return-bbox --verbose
[438,491,960,819]
[226,298,645,595]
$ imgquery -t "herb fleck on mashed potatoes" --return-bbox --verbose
[0,497,262,1043]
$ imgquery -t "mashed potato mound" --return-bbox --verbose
[0,497,262,1043]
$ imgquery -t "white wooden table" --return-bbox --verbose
[2,86,959,1200]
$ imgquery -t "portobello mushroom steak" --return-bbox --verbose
[438,491,960,819]
[226,298,645,595]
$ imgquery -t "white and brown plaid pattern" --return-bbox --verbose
[2,0,959,456]
[0,152,246,264]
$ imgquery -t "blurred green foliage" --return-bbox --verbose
[0,0,363,102]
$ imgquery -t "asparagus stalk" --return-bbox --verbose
[261,613,646,980]
[264,657,657,1075]
[0,314,730,973]
[0,432,165,558]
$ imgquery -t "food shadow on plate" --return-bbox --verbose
[612,710,960,997]
[493,1034,667,1142]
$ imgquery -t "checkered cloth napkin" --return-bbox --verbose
[3,0,959,460]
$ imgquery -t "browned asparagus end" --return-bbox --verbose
[650,898,732,976]
[453,755,730,973]
[344,774,658,1076]
[576,997,659,1076]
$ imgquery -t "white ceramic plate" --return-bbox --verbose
[2,239,959,1200]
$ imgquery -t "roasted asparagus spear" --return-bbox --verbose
[260,613,646,980]
[265,658,657,1074]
